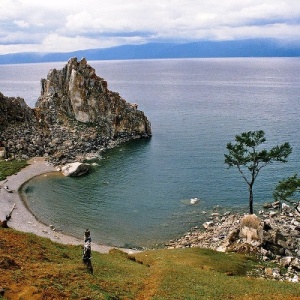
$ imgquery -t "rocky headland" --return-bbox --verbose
[0,57,151,165]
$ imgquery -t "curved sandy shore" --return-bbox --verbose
[0,158,136,254]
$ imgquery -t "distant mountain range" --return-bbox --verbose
[1,39,300,64]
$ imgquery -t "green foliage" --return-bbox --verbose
[274,173,300,208]
[225,130,292,214]
[0,159,28,180]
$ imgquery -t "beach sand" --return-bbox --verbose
[0,158,135,254]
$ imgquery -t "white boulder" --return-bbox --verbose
[190,198,199,204]
[61,162,90,177]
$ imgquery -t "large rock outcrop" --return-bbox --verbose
[36,57,151,137]
[0,58,151,164]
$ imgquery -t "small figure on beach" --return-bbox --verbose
[83,229,93,274]
[0,215,11,228]
[2,185,13,193]
[0,204,15,228]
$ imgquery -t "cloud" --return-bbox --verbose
[40,33,144,53]
[0,0,299,54]
[13,20,30,28]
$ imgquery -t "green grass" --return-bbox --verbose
[2,229,300,299]
[0,159,28,180]
[133,248,300,300]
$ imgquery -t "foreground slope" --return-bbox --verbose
[1,229,300,299]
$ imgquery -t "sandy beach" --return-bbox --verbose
[0,158,133,254]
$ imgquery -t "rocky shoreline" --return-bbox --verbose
[1,120,146,166]
[0,57,151,165]
[166,202,300,282]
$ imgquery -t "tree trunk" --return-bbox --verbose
[249,185,254,214]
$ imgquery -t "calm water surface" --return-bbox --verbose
[1,58,300,248]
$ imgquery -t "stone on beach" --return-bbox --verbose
[61,162,90,177]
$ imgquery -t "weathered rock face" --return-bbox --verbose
[0,58,151,164]
[36,57,151,138]
[0,92,35,128]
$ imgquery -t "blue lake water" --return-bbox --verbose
[1,58,300,248]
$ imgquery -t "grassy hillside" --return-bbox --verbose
[1,229,300,299]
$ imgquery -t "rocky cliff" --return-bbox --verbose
[0,58,151,164]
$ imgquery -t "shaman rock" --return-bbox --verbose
[36,57,151,138]
[0,58,151,164]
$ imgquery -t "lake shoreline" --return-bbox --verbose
[0,157,137,254]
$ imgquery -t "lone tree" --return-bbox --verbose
[224,130,292,214]
[273,174,300,213]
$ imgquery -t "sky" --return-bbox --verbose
[0,0,299,55]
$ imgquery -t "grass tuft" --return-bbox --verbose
[0,159,28,181]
